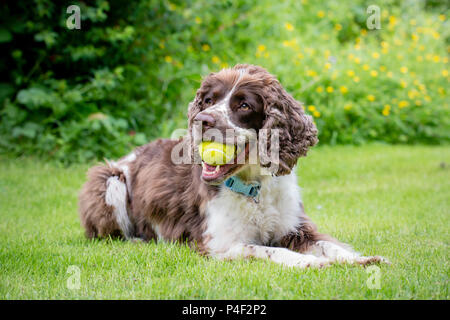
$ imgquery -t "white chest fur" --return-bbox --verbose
[204,170,304,255]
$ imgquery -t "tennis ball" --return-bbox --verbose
[199,142,236,165]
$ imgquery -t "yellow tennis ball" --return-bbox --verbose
[199,142,236,165]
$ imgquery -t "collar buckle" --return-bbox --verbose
[224,176,261,200]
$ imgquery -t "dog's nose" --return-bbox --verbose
[194,113,216,128]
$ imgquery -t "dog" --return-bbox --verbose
[79,64,388,268]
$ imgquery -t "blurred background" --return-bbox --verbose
[0,0,448,164]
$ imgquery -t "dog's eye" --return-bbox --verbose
[204,98,212,105]
[239,102,250,111]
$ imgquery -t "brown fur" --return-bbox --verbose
[78,165,123,239]
[129,139,219,252]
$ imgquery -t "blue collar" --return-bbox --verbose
[224,176,261,199]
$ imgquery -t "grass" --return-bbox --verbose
[0,144,448,299]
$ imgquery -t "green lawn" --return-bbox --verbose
[0,145,448,299]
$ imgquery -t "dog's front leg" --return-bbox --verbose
[213,243,331,268]
[306,240,390,266]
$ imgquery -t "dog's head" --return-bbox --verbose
[188,64,318,184]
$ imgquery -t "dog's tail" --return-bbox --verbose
[78,162,134,239]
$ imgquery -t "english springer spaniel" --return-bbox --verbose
[79,64,388,268]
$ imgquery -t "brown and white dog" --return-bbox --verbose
[79,64,388,268]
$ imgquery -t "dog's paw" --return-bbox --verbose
[293,255,331,269]
[354,255,390,266]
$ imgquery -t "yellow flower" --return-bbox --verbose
[367,94,375,102]
[387,72,393,78]
[344,104,352,110]
[257,44,266,52]
[400,80,407,88]
[164,56,172,63]
[363,64,370,71]
[211,56,220,64]
[400,66,408,74]
[438,87,445,95]
[324,63,332,70]
[334,24,342,31]
[354,57,361,64]
[297,52,304,59]
[308,105,316,112]
[361,29,367,36]
[306,70,317,77]
[316,86,324,93]
[313,111,321,118]
[353,76,360,82]
[442,70,449,77]
[326,86,334,93]
[381,47,389,54]
[317,10,325,18]
[370,70,378,77]
[202,44,210,51]
[411,33,419,42]
[394,38,403,46]
[340,86,348,94]
[285,23,294,31]
[418,84,426,92]
[415,100,422,106]
[408,90,419,99]
[382,104,391,116]
[432,31,440,39]
[389,16,397,26]
[348,53,354,61]
[195,16,202,24]
[379,66,386,72]
[347,70,355,77]
[439,14,446,22]
[433,55,440,63]
[398,100,409,108]
[424,95,431,101]
[372,52,380,59]
[416,56,423,62]
[221,62,229,69]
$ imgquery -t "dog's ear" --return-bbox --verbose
[259,77,318,176]
[187,93,202,129]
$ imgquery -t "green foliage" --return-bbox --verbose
[0,0,449,163]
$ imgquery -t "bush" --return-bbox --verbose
[0,0,448,163]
